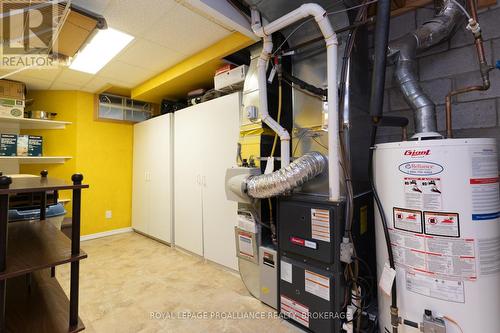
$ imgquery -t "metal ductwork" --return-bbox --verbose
[245,152,327,199]
[388,0,465,134]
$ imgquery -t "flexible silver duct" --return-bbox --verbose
[388,0,465,133]
[245,152,327,199]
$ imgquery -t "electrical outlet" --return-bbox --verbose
[105,210,112,219]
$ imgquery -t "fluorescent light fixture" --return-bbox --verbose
[69,28,134,74]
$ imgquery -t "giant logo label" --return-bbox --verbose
[404,149,431,157]
[398,161,444,175]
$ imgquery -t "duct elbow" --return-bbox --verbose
[390,0,466,134]
[246,152,327,199]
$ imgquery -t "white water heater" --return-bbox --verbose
[374,138,500,333]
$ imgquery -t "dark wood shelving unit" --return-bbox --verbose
[0,220,87,281]
[6,270,85,333]
[0,172,89,333]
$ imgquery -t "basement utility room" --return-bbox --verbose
[0,0,499,332]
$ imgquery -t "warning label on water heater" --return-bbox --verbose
[394,208,422,233]
[406,272,465,303]
[403,177,443,211]
[424,211,460,237]
[470,148,500,221]
[390,228,477,280]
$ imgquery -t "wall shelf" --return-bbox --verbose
[0,116,71,130]
[0,156,72,164]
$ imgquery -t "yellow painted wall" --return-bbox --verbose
[21,91,134,236]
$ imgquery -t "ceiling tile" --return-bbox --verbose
[56,69,94,86]
[97,61,155,87]
[102,0,178,37]
[116,39,185,73]
[49,80,84,91]
[16,67,63,82]
[8,75,53,91]
[80,77,112,93]
[145,3,231,56]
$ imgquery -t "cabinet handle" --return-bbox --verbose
[202,175,206,187]
[196,175,201,185]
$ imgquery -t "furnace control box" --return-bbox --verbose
[278,197,344,271]
[277,193,374,333]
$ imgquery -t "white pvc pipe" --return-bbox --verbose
[250,4,340,201]
[252,14,291,167]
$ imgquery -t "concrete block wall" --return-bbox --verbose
[377,3,500,154]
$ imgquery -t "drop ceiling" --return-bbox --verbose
[1,0,234,95]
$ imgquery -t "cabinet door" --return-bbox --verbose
[200,93,240,270]
[131,121,150,234]
[174,107,204,255]
[148,114,173,243]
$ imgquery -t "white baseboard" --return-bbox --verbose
[80,227,133,241]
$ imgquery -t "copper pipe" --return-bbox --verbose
[445,86,484,137]
[445,0,492,138]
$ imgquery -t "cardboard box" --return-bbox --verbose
[0,80,25,100]
[17,135,43,157]
[0,98,25,118]
[54,10,98,57]
[0,134,17,156]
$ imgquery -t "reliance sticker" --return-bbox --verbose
[399,161,444,176]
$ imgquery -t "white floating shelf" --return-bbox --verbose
[0,156,72,164]
[0,117,71,129]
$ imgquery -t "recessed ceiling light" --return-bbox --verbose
[69,28,134,74]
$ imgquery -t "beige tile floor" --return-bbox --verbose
[56,232,300,333]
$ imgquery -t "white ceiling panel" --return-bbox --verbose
[49,80,84,91]
[116,39,185,73]
[102,0,178,37]
[12,68,63,82]
[9,75,53,90]
[98,61,156,87]
[80,77,112,93]
[146,3,230,56]
[56,69,94,86]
